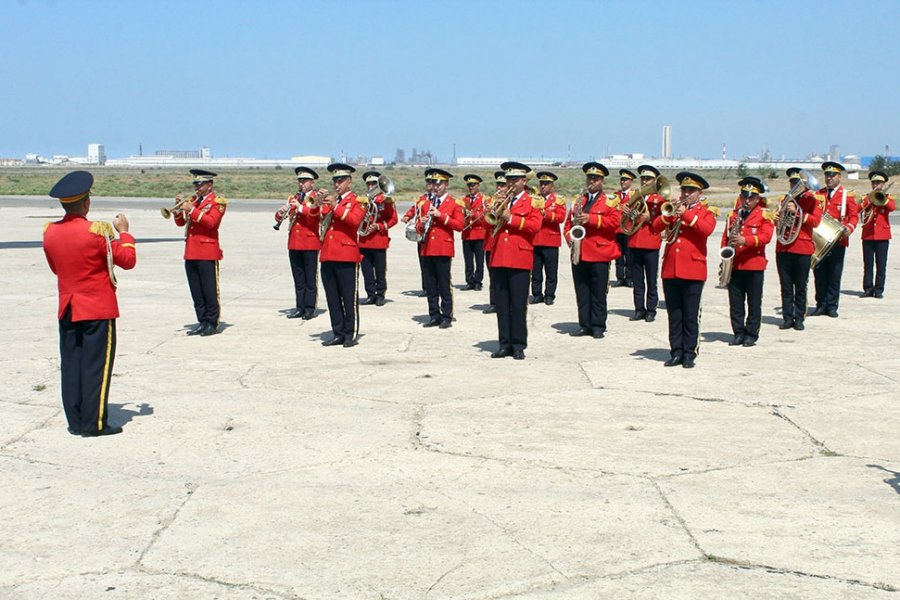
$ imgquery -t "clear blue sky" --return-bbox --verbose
[1,0,896,162]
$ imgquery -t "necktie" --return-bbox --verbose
[740,209,749,222]
[433,195,441,209]
[827,189,833,201]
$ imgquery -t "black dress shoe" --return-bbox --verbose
[342,339,358,348]
[809,306,826,316]
[664,355,683,367]
[67,427,81,436]
[624,279,633,288]
[875,292,884,299]
[611,280,624,288]
[630,311,646,321]
[200,323,218,336]
[512,350,525,360]
[682,356,696,369]
[491,348,512,359]
[778,319,794,330]
[375,296,385,306]
[81,425,123,437]
[286,309,303,319]
[729,335,745,346]
[592,330,605,339]
[423,319,441,328]
[529,295,544,304]
[360,297,375,305]
[544,297,554,305]
[742,338,757,347]
[322,336,345,347]
[439,319,452,329]
[570,328,591,337]
[644,312,656,323]
[462,283,475,291]
[826,309,839,318]
[186,323,204,336]
[863,288,875,297]
[793,320,805,331]
[483,305,497,314]
[301,310,313,320]
[473,284,483,291]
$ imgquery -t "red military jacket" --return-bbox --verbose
[319,191,365,263]
[421,194,464,257]
[174,191,226,260]
[488,191,542,270]
[533,192,567,247]
[860,194,895,241]
[815,185,858,248]
[461,192,487,241]
[563,192,622,262]
[720,203,775,271]
[775,191,821,255]
[359,194,398,250]
[652,201,717,281]
[43,215,137,320]
[278,191,322,251]
[627,193,664,250]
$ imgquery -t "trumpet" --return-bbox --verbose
[659,198,685,243]
[316,187,336,242]
[860,182,893,227]
[273,193,302,231]
[161,193,194,219]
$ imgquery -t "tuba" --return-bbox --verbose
[621,175,671,235]
[359,175,395,236]
[860,183,893,227]
[775,170,821,245]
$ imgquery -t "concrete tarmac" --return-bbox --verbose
[1,197,898,599]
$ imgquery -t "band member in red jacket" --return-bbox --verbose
[172,169,226,336]
[722,177,775,347]
[275,166,320,319]
[612,168,636,287]
[564,162,621,339]
[652,172,717,368]
[359,170,397,307]
[627,165,665,322]
[419,168,464,328]
[461,174,487,291]
[401,170,437,296]
[811,161,858,318]
[489,162,542,359]
[43,171,137,436]
[319,163,366,347]
[482,171,508,314]
[775,168,822,331]
[860,170,895,298]
[530,171,566,305]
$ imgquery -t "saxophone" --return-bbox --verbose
[717,207,744,289]
[568,190,587,265]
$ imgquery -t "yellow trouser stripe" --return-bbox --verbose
[98,320,113,430]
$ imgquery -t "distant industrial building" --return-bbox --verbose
[87,143,106,165]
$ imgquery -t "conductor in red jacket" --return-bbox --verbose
[722,177,774,347]
[489,162,542,359]
[564,162,622,339]
[274,166,321,320]
[651,172,717,368]
[860,170,894,298]
[173,169,227,336]
[43,171,136,436]
[319,163,366,347]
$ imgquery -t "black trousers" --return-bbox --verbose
[185,259,220,326]
[486,250,496,306]
[59,308,116,434]
[776,252,811,323]
[814,244,846,311]
[728,269,764,341]
[360,248,387,300]
[531,246,560,299]
[630,248,659,313]
[417,244,425,291]
[321,261,359,340]
[614,233,631,282]
[662,278,704,359]
[462,239,485,286]
[422,255,453,320]
[494,267,530,351]
[862,240,890,294]
[572,260,610,333]
[289,249,318,312]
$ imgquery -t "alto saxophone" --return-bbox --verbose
[717,207,744,288]
[568,190,587,265]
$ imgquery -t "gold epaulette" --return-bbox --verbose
[555,196,567,205]
[384,196,395,203]
[358,196,370,205]
[605,196,620,208]
[43,221,53,233]
[532,198,546,209]
[707,206,721,217]
[762,209,777,223]
[89,221,115,238]
[215,196,228,205]
[889,194,897,201]
[456,198,466,207]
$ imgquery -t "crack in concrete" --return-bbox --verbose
[409,403,426,450]
[135,565,303,599]
[424,553,468,598]
[237,362,260,390]
[135,483,198,567]
[771,408,841,457]
[648,479,705,557]
[0,408,60,452]
[855,362,900,384]
[705,556,899,592]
